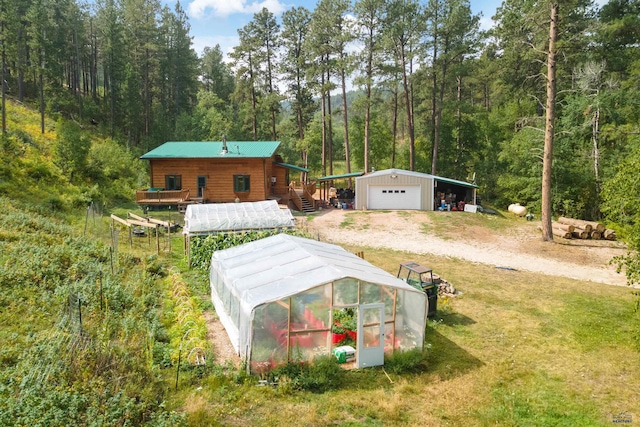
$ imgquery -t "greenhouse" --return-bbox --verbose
[183,200,295,236]
[183,201,296,265]
[209,234,428,373]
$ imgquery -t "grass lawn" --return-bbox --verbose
[168,241,639,426]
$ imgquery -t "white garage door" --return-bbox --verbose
[368,185,421,210]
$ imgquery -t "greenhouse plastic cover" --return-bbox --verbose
[210,234,426,354]
[183,200,296,235]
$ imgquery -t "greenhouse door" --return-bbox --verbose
[357,303,385,368]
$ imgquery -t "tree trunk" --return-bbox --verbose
[557,216,605,232]
[571,229,589,239]
[551,222,574,233]
[541,3,558,242]
[391,68,399,168]
[1,18,5,133]
[401,51,415,171]
[326,64,334,176]
[74,27,83,119]
[364,80,371,173]
[40,62,45,134]
[456,75,462,167]
[320,71,327,177]
[249,52,258,141]
[341,67,351,186]
[592,104,600,197]
[552,228,571,239]
[364,28,373,174]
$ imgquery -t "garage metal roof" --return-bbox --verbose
[357,168,478,188]
[140,141,280,159]
[317,171,365,181]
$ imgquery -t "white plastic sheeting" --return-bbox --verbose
[183,200,295,236]
[209,234,427,363]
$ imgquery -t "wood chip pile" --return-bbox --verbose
[551,216,616,241]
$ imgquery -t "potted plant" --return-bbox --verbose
[332,323,347,344]
[341,309,358,340]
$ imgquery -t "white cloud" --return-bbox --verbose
[187,0,286,19]
[478,15,495,32]
[191,35,239,59]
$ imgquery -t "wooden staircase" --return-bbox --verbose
[299,192,315,214]
[290,188,315,213]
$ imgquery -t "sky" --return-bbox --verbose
[161,0,504,59]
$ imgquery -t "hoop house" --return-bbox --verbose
[183,201,296,265]
[183,200,295,235]
[210,234,428,373]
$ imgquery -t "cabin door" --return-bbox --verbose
[357,303,385,368]
[197,176,206,198]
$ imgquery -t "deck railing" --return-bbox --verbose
[288,187,303,212]
[135,189,190,204]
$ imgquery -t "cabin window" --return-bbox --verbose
[234,175,250,192]
[165,175,182,190]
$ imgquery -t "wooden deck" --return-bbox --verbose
[136,189,191,205]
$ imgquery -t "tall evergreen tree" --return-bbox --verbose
[281,6,316,174]
[231,26,262,140]
[424,0,480,175]
[246,8,281,140]
[354,0,386,174]
[201,44,234,102]
[122,0,160,145]
[96,0,125,137]
[383,0,424,171]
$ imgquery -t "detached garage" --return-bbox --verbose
[355,169,478,211]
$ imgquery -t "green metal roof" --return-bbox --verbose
[433,176,478,189]
[140,141,281,159]
[316,171,365,181]
[274,162,309,173]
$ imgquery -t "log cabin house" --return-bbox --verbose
[137,140,314,212]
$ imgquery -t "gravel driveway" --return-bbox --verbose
[301,208,631,287]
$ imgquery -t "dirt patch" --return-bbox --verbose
[203,310,240,367]
[301,208,631,287]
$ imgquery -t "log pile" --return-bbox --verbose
[433,274,460,297]
[552,217,616,241]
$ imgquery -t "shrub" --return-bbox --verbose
[189,229,312,270]
[145,255,166,277]
[271,355,343,393]
[44,195,65,212]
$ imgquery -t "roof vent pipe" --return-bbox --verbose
[221,135,228,154]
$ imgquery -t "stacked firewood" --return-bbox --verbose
[551,217,616,240]
[432,274,460,297]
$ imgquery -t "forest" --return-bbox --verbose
[1,0,639,220]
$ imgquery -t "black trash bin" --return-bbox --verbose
[423,284,438,318]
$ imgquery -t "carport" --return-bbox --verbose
[316,171,365,207]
